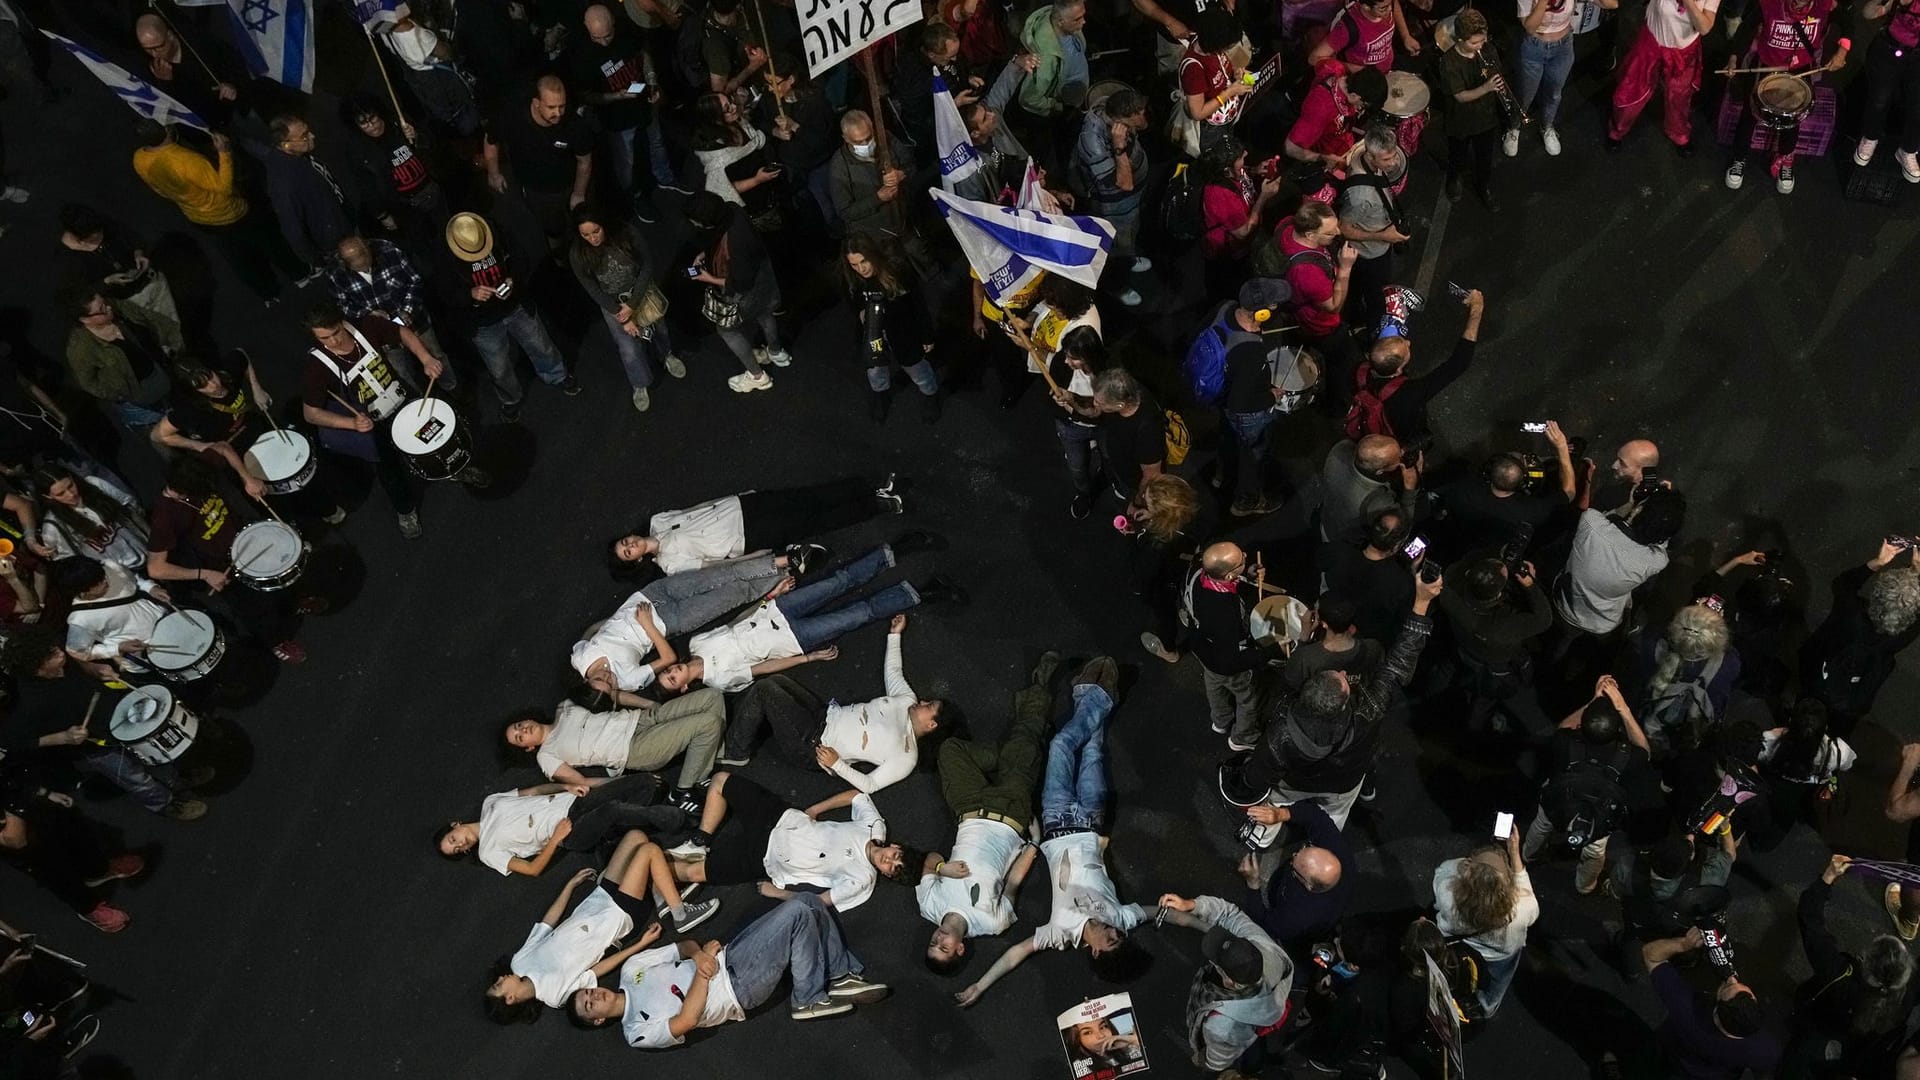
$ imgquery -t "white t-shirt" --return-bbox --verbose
[1520,0,1578,35]
[572,589,665,691]
[1031,832,1146,951]
[382,23,443,71]
[1644,0,1718,48]
[1024,302,1103,374]
[818,633,919,794]
[536,702,640,778]
[476,790,577,876]
[511,886,635,1007]
[763,795,887,911]
[915,818,1026,936]
[650,496,748,575]
[64,563,165,661]
[688,602,801,693]
[617,945,745,1049]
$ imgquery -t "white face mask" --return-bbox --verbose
[851,141,876,160]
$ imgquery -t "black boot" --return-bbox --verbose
[868,388,890,422]
[914,575,970,607]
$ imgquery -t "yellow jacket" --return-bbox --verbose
[132,143,248,226]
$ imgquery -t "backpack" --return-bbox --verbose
[1440,941,1488,1023]
[1163,163,1203,241]
[1642,651,1726,759]
[1164,408,1191,466]
[1541,741,1632,850]
[1342,366,1405,439]
[1183,302,1262,408]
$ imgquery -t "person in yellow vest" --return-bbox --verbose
[130,121,313,305]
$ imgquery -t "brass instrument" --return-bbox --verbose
[1479,41,1531,127]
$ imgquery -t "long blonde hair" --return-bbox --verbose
[1132,474,1198,544]
[1648,603,1731,699]
[1449,853,1517,935]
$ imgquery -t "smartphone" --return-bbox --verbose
[684,265,702,279]
[1419,559,1444,583]
[1403,536,1428,561]
[626,80,648,95]
[1889,535,1917,551]
[19,1010,36,1027]
[1521,421,1549,434]
[1493,812,1514,840]
[1446,281,1470,300]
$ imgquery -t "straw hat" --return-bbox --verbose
[445,212,494,262]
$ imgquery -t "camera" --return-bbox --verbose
[1400,432,1434,468]
[1518,431,1587,496]
[1498,522,1535,574]
[1632,465,1664,502]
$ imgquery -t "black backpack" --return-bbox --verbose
[1163,163,1203,241]
[1541,742,1632,850]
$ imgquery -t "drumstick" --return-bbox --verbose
[327,390,367,417]
[142,643,193,656]
[251,494,289,526]
[419,372,439,402]
[80,690,98,734]
[1715,63,1799,75]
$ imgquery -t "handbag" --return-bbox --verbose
[700,287,743,329]
[625,283,669,328]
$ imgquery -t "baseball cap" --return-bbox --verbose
[1202,925,1265,986]
[1238,277,1292,315]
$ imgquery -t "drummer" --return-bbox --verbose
[53,557,169,671]
[1307,0,1400,74]
[152,352,347,525]
[1180,542,1286,753]
[1719,0,1846,195]
[144,458,313,665]
[0,625,211,821]
[1284,67,1388,171]
[298,301,490,541]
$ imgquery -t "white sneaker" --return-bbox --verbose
[764,349,793,367]
[1542,127,1562,156]
[727,371,772,393]
[1501,129,1520,158]
[1114,287,1142,307]
[0,186,29,204]
[1776,160,1796,195]
[664,354,687,378]
[1725,160,1746,190]
[1856,138,1880,166]
[666,840,709,861]
[631,387,651,412]
[1899,149,1920,183]
[1127,255,1152,272]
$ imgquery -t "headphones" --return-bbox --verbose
[1252,307,1273,323]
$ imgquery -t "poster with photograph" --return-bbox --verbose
[1423,953,1467,1079]
[1057,993,1150,1080]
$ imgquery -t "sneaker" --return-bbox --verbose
[632,197,659,224]
[1776,160,1795,194]
[79,903,129,934]
[273,641,307,663]
[455,465,492,487]
[913,575,969,607]
[322,506,347,525]
[753,346,769,366]
[1229,494,1267,517]
[826,972,891,1004]
[84,853,146,886]
[790,998,855,1021]
[0,185,30,203]
[1900,149,1920,183]
[1725,159,1746,190]
[1501,128,1520,157]
[1856,137,1879,166]
[1358,774,1378,803]
[787,543,830,575]
[659,180,697,195]
[294,266,326,288]
[1114,287,1142,307]
[716,752,752,767]
[891,529,948,557]
[1886,884,1919,940]
[1069,491,1093,520]
[727,371,773,393]
[672,898,721,934]
[632,387,651,412]
[666,840,709,861]
[876,491,905,515]
[1072,656,1120,700]
[500,398,522,422]
[1210,717,1231,735]
[397,511,423,539]
[664,354,687,378]
[668,788,703,815]
[1542,126,1562,156]
[1226,735,1258,752]
[764,349,793,368]
[560,376,582,396]
[1140,632,1179,663]
[1128,256,1152,272]
[875,472,900,499]
[60,1013,100,1058]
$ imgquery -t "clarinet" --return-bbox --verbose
[1479,41,1531,127]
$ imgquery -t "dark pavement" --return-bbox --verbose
[1,16,1918,1080]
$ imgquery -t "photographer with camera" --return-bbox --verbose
[1779,855,1918,1079]
[1546,486,1686,700]
[1319,434,1421,547]
[1521,677,1649,893]
[1800,536,1920,739]
[1435,425,1576,559]
[1342,287,1484,445]
[1325,509,1417,644]
[1435,555,1555,736]
[1692,549,1799,703]
[1588,439,1662,511]
[1641,928,1781,1078]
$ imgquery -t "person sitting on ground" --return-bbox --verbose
[483,833,718,1023]
[566,893,891,1042]
[659,774,906,913]
[920,653,1059,976]
[655,539,963,695]
[434,775,686,878]
[720,615,950,793]
[503,679,728,816]
[572,558,789,692]
[606,475,903,578]
[952,659,1154,1006]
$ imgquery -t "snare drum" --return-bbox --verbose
[1753,73,1813,129]
[1382,71,1431,162]
[231,520,309,591]
[1249,594,1313,648]
[109,684,200,766]
[245,430,317,495]
[389,398,473,481]
[143,609,226,682]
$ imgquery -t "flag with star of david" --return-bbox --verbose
[173,0,315,91]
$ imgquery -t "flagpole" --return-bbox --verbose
[858,46,905,233]
[362,25,413,140]
[746,0,787,122]
[148,0,228,96]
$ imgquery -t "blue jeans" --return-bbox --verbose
[78,746,180,813]
[867,355,939,395]
[778,545,921,651]
[1517,34,1577,129]
[1476,950,1521,1017]
[1224,408,1278,503]
[601,309,676,390]
[605,124,643,194]
[1041,684,1115,833]
[1055,420,1100,495]
[470,306,569,405]
[723,893,863,1008]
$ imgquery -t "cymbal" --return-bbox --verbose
[1384,70,1430,117]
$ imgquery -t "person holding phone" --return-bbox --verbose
[1431,820,1537,1017]
[1801,537,1920,739]
[565,6,663,219]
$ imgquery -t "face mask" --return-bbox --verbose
[851,141,876,160]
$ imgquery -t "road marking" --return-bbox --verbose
[1413,189,1452,297]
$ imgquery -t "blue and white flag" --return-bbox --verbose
[932,68,978,194]
[177,0,314,91]
[931,190,1113,305]
[41,31,208,131]
[348,0,410,29]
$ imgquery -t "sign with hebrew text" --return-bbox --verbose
[797,0,921,77]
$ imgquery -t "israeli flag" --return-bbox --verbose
[41,32,208,131]
[349,0,410,29]
[931,190,1113,305]
[211,0,315,92]
[932,69,979,194]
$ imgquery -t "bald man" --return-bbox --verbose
[1320,433,1419,546]
[134,14,240,128]
[1176,542,1283,751]
[1345,288,1484,443]
[1234,800,1352,956]
[483,75,594,239]
[563,5,662,211]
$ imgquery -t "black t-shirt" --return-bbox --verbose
[348,126,432,207]
[1359,337,1475,441]
[1437,478,1560,558]
[4,670,127,752]
[1323,545,1413,644]
[566,30,651,132]
[149,491,238,568]
[167,353,261,446]
[1099,394,1166,498]
[487,104,594,193]
[58,227,151,301]
[1223,339,1274,413]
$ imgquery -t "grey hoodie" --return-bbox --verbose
[1182,895,1294,1070]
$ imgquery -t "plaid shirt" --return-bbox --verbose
[327,239,425,325]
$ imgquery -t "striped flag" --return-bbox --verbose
[931,190,1112,306]
[174,0,315,91]
[931,68,978,194]
[41,31,208,131]
[348,0,410,29]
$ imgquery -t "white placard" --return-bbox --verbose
[797,0,922,77]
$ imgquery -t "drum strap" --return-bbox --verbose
[71,592,147,612]
[1787,13,1820,69]
[310,324,410,421]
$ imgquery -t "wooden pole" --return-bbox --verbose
[149,0,228,95]
[362,25,414,139]
[858,48,906,232]
[746,0,788,122]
